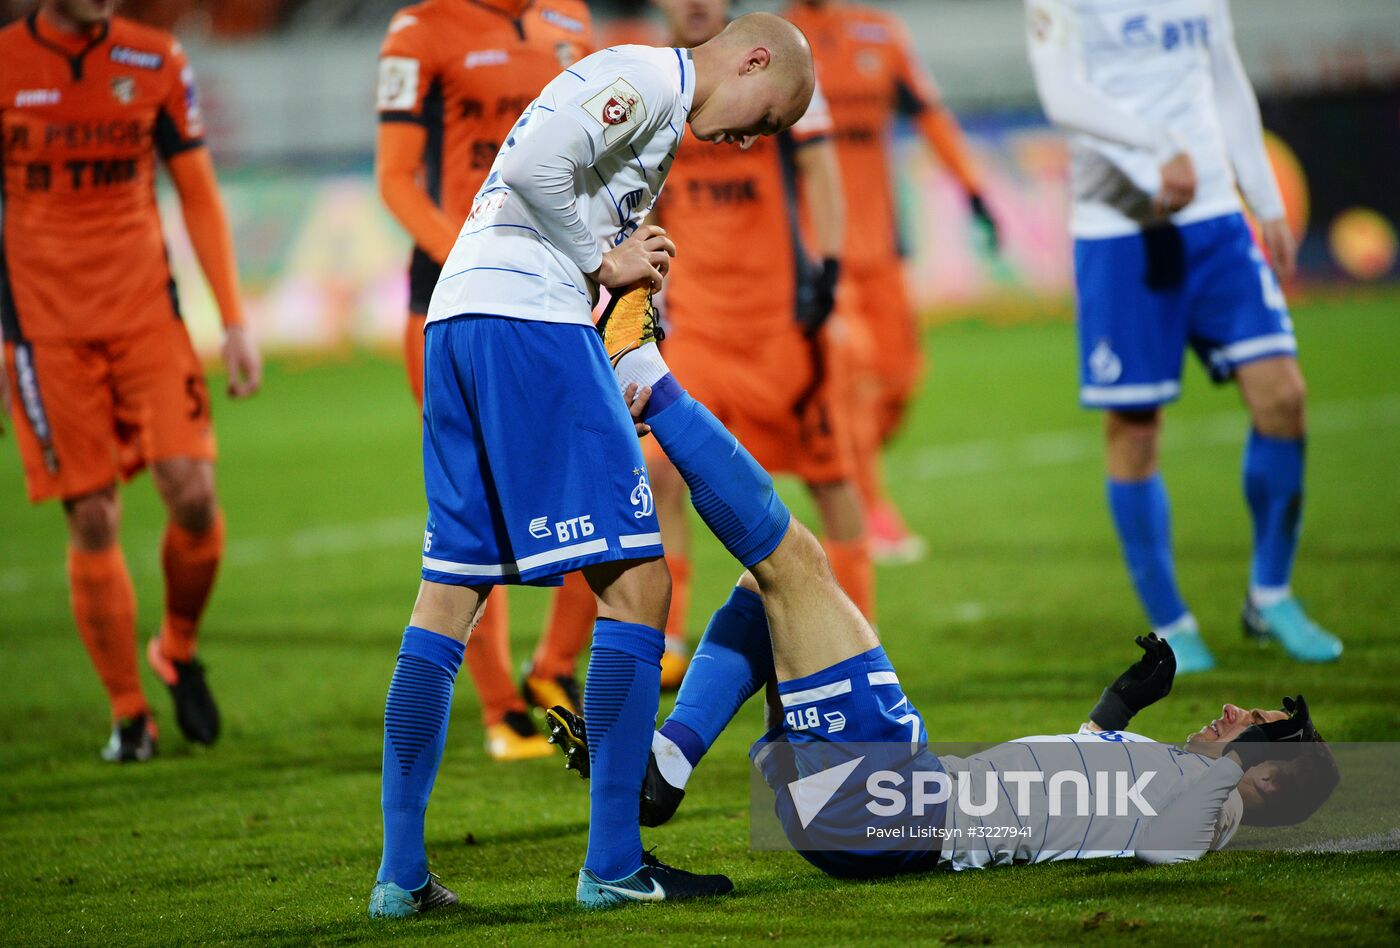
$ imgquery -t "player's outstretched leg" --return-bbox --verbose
[370,616,467,918]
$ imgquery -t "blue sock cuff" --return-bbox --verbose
[658,720,706,767]
[1107,473,1162,492]
[726,584,764,616]
[642,373,684,419]
[400,626,466,673]
[593,619,665,666]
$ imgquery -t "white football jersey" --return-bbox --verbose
[427,45,695,327]
[1026,0,1280,237]
[937,726,1244,871]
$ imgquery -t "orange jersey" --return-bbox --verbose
[784,2,941,268]
[656,91,833,343]
[0,13,205,343]
[377,0,594,229]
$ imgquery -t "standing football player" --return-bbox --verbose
[0,0,260,760]
[1026,0,1341,670]
[368,13,818,915]
[375,0,597,762]
[785,0,998,563]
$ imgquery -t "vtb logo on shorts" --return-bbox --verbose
[530,515,595,542]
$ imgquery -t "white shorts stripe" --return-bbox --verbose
[421,555,513,578]
[1080,381,1182,406]
[867,671,900,687]
[1214,333,1297,365]
[516,538,609,572]
[780,679,852,707]
[424,537,611,577]
[619,532,663,549]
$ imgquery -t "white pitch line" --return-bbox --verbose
[903,393,1400,481]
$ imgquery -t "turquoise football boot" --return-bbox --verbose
[1160,617,1216,674]
[368,874,459,918]
[577,851,732,909]
[1243,597,1342,663]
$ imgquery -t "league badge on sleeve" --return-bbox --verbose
[582,78,646,145]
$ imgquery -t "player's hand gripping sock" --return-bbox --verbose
[372,626,464,916]
[581,619,664,884]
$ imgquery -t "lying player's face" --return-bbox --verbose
[53,0,118,27]
[1185,703,1288,748]
[655,0,728,47]
[690,68,800,150]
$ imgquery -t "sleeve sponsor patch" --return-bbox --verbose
[581,77,646,146]
[378,56,421,111]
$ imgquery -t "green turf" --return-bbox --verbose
[2,290,1398,945]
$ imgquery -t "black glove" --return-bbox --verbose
[1089,633,1177,731]
[796,257,840,337]
[1226,695,1316,769]
[968,193,999,255]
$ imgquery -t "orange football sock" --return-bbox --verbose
[664,552,691,647]
[824,536,875,621]
[532,571,594,679]
[68,546,146,720]
[158,512,225,663]
[404,313,426,406]
[464,593,526,727]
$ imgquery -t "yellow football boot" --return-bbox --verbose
[485,710,556,761]
[596,283,664,367]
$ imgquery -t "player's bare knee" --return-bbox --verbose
[753,520,827,590]
[1251,374,1307,438]
[1105,409,1162,478]
[154,460,218,533]
[63,488,120,551]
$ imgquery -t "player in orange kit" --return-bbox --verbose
[374,0,594,759]
[0,0,260,761]
[785,0,999,562]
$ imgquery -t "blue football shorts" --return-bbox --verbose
[419,315,664,587]
[1074,212,1295,410]
[750,647,946,878]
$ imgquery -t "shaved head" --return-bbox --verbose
[716,13,816,120]
[686,11,817,146]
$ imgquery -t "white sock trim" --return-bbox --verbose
[1154,613,1198,638]
[1250,585,1292,609]
[651,730,693,790]
[614,341,670,393]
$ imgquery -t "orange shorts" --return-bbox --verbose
[5,318,216,503]
[843,260,924,429]
[664,322,856,485]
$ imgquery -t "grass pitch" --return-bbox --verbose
[2,290,1398,945]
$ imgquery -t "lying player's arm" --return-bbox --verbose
[499,109,674,289]
[1085,633,1176,732]
[1133,755,1245,864]
[1026,0,1194,212]
[376,122,460,265]
[1207,0,1294,278]
[794,139,843,335]
[167,149,262,398]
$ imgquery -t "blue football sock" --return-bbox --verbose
[1244,430,1305,592]
[664,585,772,762]
[377,626,465,890]
[583,618,664,881]
[644,381,791,567]
[1107,475,1189,629]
